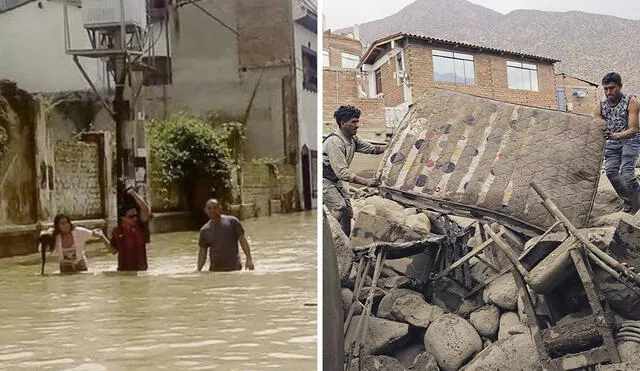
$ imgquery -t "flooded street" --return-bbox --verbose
[0,211,317,370]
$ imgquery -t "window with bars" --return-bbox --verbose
[432,50,475,85]
[302,46,317,92]
[507,61,539,91]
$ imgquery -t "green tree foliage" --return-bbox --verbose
[148,112,244,208]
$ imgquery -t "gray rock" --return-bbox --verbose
[404,213,432,232]
[618,341,640,364]
[424,314,482,371]
[430,277,481,317]
[345,316,410,356]
[497,312,528,340]
[357,355,408,371]
[345,264,373,290]
[412,352,440,371]
[393,343,425,368]
[459,333,539,371]
[357,287,388,310]
[391,295,445,328]
[341,288,362,319]
[469,305,500,338]
[365,196,408,224]
[380,275,422,292]
[326,212,355,285]
[483,273,518,311]
[377,289,425,320]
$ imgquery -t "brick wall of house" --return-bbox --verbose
[54,141,102,219]
[405,42,557,109]
[323,69,386,141]
[555,74,599,116]
[324,32,363,68]
[376,53,405,107]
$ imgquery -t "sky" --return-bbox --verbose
[323,0,640,30]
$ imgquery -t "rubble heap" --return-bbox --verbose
[327,187,640,371]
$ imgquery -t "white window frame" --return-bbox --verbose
[395,52,405,85]
[341,52,360,69]
[322,50,330,67]
[507,61,539,91]
[431,50,476,85]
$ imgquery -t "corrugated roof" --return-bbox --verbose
[361,32,561,67]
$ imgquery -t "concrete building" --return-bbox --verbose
[0,0,317,220]
[554,73,599,116]
[322,30,386,142]
[359,33,560,134]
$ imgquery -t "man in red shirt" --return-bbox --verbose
[110,188,151,271]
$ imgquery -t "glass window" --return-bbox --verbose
[322,50,330,67]
[341,52,360,69]
[432,50,475,85]
[507,61,539,91]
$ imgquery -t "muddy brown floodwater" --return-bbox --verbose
[0,211,317,370]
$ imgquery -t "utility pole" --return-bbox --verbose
[64,0,149,226]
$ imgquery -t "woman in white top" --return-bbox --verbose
[40,214,111,273]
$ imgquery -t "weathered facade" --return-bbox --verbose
[554,73,599,116]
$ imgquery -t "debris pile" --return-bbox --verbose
[328,183,640,371]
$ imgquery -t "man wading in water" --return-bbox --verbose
[197,199,254,272]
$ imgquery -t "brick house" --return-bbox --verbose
[359,33,561,133]
[322,31,386,142]
[554,73,599,116]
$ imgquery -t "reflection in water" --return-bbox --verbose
[0,212,317,370]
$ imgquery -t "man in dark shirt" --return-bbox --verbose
[110,188,151,271]
[197,199,254,272]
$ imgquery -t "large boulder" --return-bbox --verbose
[341,288,362,319]
[364,196,408,224]
[355,355,408,371]
[430,277,480,317]
[594,269,640,320]
[424,314,482,371]
[412,352,440,371]
[497,312,529,340]
[482,273,518,311]
[391,295,445,328]
[326,210,355,285]
[345,264,373,290]
[618,341,640,364]
[459,333,539,371]
[380,276,422,292]
[393,343,426,369]
[378,289,425,320]
[469,305,500,338]
[345,316,410,355]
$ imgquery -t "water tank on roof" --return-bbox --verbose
[81,0,147,30]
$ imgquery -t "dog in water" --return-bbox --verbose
[38,232,55,275]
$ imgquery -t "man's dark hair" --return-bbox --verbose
[334,105,361,127]
[602,72,622,86]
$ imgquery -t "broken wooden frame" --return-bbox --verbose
[343,238,443,371]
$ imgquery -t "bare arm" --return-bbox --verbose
[197,248,207,272]
[239,234,254,270]
[611,97,640,140]
[127,189,151,222]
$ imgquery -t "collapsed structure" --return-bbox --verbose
[324,88,640,371]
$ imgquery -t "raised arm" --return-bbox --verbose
[127,188,150,222]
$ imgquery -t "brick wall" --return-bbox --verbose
[405,42,557,109]
[54,141,102,219]
[241,161,297,216]
[555,74,598,116]
[323,69,386,141]
[324,32,363,68]
[376,54,405,106]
